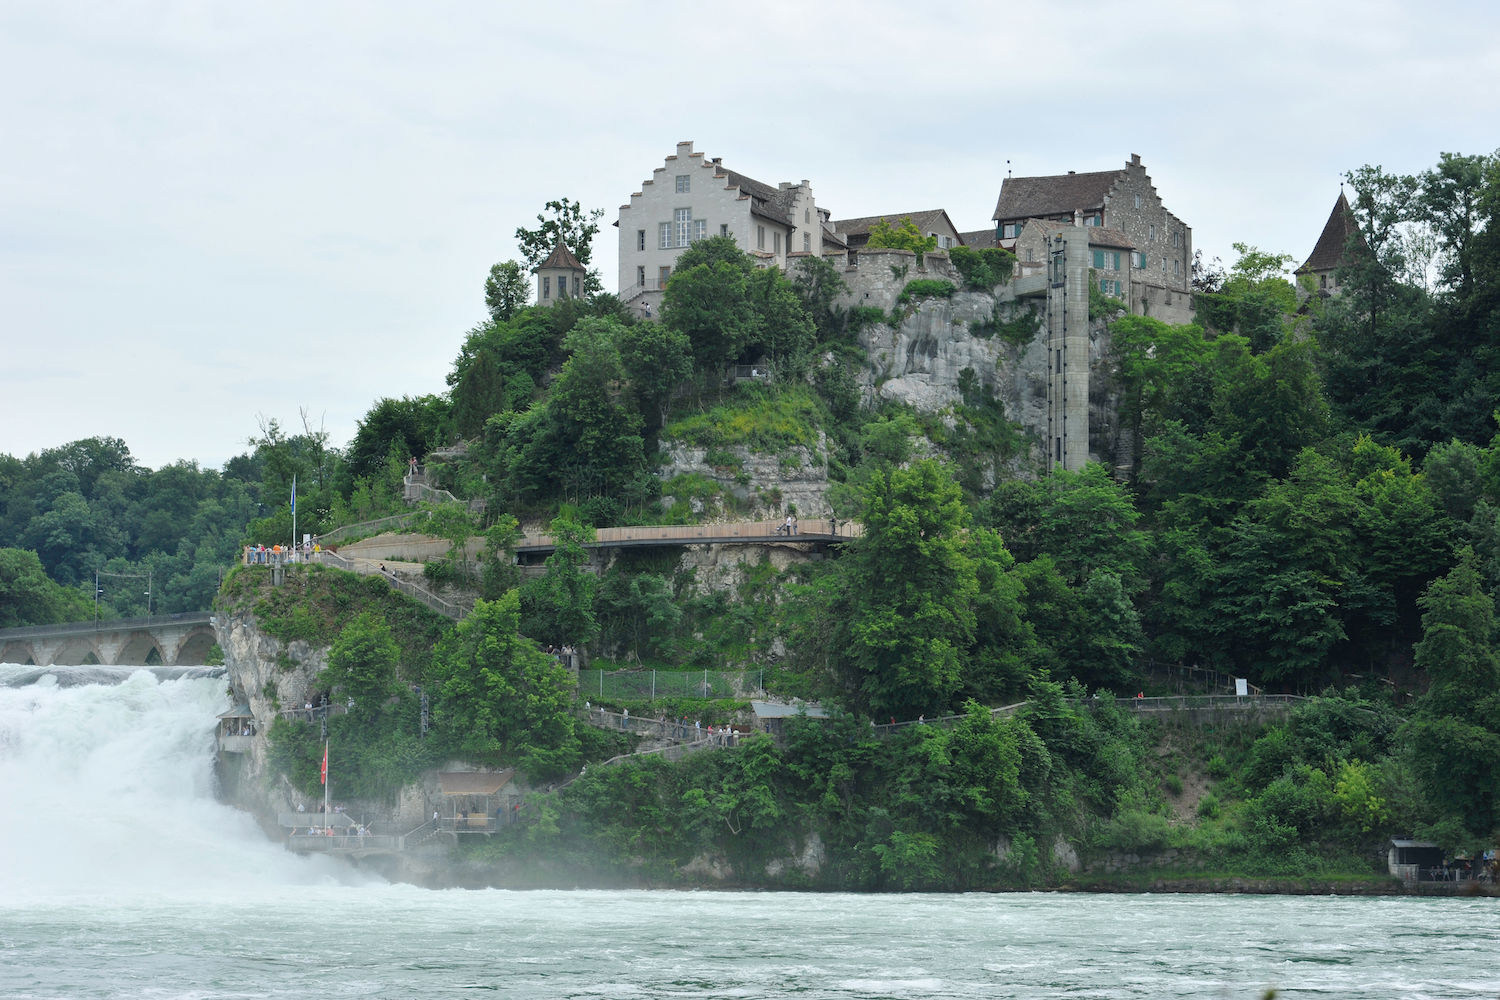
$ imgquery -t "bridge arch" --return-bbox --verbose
[1,641,35,665]
[171,626,218,666]
[51,638,102,666]
[116,634,165,666]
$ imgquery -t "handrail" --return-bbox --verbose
[314,513,424,548]
[0,610,214,640]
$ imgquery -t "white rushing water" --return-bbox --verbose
[2,663,1496,999]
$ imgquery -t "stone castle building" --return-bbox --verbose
[993,154,1193,320]
[612,144,1200,473]
[615,141,822,318]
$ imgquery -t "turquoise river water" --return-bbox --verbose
[1,665,1494,999]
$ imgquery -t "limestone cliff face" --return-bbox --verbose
[657,433,832,522]
[857,289,1124,477]
[656,280,1124,518]
[214,609,329,820]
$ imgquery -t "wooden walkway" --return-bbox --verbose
[515,518,860,555]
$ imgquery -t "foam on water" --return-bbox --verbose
[0,662,366,901]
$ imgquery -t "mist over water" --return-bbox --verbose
[0,663,364,901]
[3,664,1496,999]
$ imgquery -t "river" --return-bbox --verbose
[2,664,1494,999]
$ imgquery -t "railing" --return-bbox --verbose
[279,702,351,723]
[277,548,470,621]
[577,669,763,702]
[729,364,773,382]
[403,481,483,511]
[0,610,213,640]
[313,513,424,549]
[287,831,401,852]
[1114,694,1303,713]
[867,696,1302,738]
[618,279,664,304]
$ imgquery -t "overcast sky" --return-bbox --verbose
[3,0,1496,472]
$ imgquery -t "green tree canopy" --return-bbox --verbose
[484,259,530,321]
[831,459,977,719]
[428,590,581,778]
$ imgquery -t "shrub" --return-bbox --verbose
[895,279,957,306]
[948,246,1016,290]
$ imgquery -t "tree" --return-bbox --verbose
[791,255,848,341]
[0,547,92,626]
[484,260,530,320]
[831,459,977,718]
[866,217,938,263]
[1109,316,1215,479]
[662,236,758,375]
[617,320,692,432]
[319,612,401,719]
[745,265,816,375]
[514,198,605,294]
[347,396,447,483]
[1402,551,1500,842]
[519,515,599,648]
[420,502,477,584]
[980,463,1149,590]
[502,318,648,509]
[1411,547,1500,719]
[480,514,522,599]
[428,591,580,778]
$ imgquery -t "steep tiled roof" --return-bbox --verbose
[958,229,998,248]
[820,225,848,251]
[1024,219,1137,251]
[537,239,585,272]
[992,169,1118,221]
[720,167,796,226]
[1296,192,1367,274]
[832,209,956,239]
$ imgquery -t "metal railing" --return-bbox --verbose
[313,513,424,549]
[0,610,213,640]
[295,549,469,620]
[578,668,763,701]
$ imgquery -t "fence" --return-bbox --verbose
[577,668,764,701]
[313,513,424,549]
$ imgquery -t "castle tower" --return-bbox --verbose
[535,239,586,308]
[1044,226,1091,471]
[1295,192,1366,299]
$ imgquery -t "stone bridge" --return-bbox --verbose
[0,611,217,667]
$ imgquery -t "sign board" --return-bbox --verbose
[1234,678,1249,697]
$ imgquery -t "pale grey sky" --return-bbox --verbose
[3,0,1496,470]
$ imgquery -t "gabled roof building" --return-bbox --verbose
[830,209,965,252]
[992,153,1192,294]
[616,141,821,317]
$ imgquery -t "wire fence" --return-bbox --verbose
[577,668,765,702]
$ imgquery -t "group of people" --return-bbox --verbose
[245,539,321,565]
[775,514,799,535]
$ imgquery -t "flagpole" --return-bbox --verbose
[322,738,330,828]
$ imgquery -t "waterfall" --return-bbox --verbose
[0,663,367,901]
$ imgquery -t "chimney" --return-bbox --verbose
[1131,153,1141,166]
[1067,170,1076,175]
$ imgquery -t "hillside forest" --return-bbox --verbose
[5,154,1500,885]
